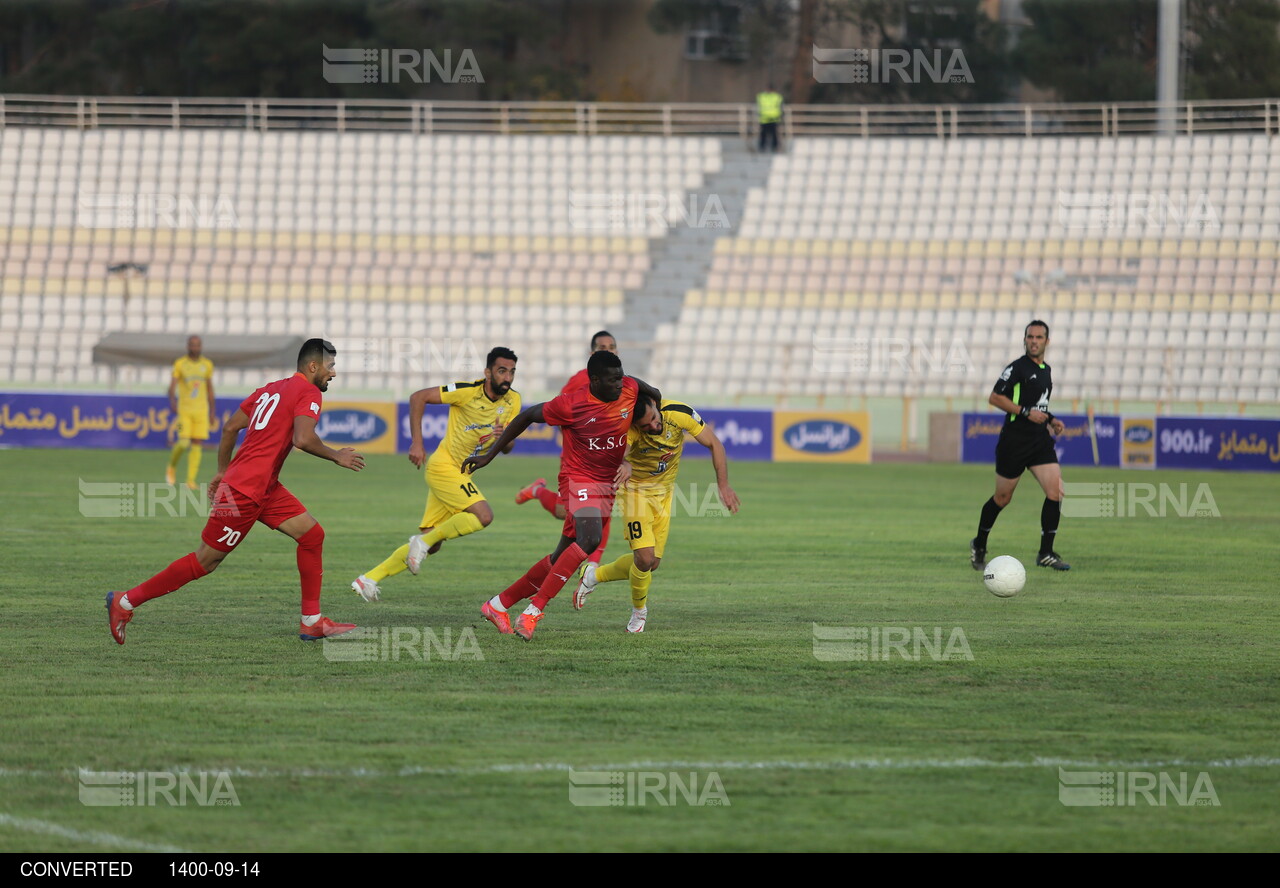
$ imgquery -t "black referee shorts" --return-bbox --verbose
[994,434,1058,480]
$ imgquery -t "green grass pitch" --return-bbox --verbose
[1,447,1277,851]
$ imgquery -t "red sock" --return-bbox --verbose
[127,552,208,606]
[499,556,552,609]
[589,518,610,564]
[296,524,325,616]
[536,486,560,516]
[531,543,587,611]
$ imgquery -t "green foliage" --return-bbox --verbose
[1015,0,1158,102]
[1184,0,1280,100]
[0,0,580,100]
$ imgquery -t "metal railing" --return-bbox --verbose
[1,93,1276,137]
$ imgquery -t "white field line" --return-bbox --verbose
[0,814,188,853]
[0,756,1278,780]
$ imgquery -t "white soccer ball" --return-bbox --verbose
[983,555,1025,598]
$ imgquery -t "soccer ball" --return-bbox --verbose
[983,555,1025,598]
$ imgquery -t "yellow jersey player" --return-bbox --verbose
[352,347,521,601]
[572,393,740,632]
[166,335,215,490]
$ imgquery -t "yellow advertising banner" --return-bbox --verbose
[773,411,871,463]
[1121,416,1157,469]
[315,401,399,455]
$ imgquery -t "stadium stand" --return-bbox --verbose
[653,135,1280,406]
[0,127,721,392]
[1,114,1277,408]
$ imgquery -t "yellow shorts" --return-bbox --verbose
[176,407,210,441]
[419,456,486,530]
[618,484,673,558]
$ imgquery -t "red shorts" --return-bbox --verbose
[200,482,306,552]
[558,475,615,539]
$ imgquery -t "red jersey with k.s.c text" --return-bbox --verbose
[542,376,638,484]
[223,372,323,502]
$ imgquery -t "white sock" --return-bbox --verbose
[119,594,134,611]
[487,595,507,613]
[523,604,542,616]
[301,614,320,627]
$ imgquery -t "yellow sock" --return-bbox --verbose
[168,440,189,468]
[186,444,202,484]
[628,562,652,610]
[422,511,484,547]
[595,553,633,584]
[367,543,411,583]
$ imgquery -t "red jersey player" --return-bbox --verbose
[105,338,365,645]
[463,349,659,641]
[514,329,618,568]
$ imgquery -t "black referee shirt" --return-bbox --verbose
[992,355,1054,441]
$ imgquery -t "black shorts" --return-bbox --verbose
[995,434,1058,479]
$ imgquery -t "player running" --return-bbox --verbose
[463,350,658,641]
[351,347,520,601]
[166,335,215,490]
[514,329,617,568]
[106,339,365,645]
[573,394,740,632]
[970,320,1071,572]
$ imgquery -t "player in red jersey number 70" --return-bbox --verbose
[463,350,658,641]
[105,338,365,645]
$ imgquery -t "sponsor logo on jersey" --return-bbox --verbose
[316,409,388,443]
[783,420,861,453]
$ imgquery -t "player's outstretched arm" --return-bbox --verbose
[407,385,444,468]
[209,408,249,500]
[462,402,544,474]
[293,415,365,471]
[694,426,740,514]
[629,376,662,404]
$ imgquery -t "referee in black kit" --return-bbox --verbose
[970,320,1071,572]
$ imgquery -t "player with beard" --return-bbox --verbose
[106,338,365,644]
[352,347,521,601]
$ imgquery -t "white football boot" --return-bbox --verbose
[406,535,429,575]
[626,606,648,633]
[351,575,381,602]
[572,561,598,610]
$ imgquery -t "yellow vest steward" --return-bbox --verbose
[757,92,782,124]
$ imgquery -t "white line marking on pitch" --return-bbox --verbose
[0,814,189,853]
[1,757,1278,780]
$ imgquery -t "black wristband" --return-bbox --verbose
[1019,406,1030,417]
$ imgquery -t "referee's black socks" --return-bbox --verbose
[1040,498,1061,555]
[975,497,1004,548]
